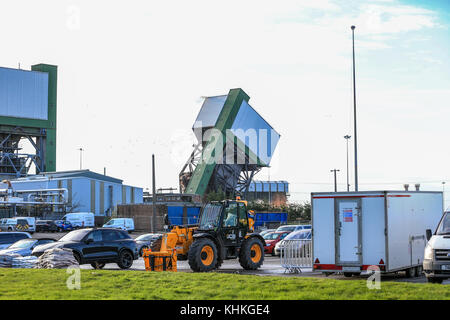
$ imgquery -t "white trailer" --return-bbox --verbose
[312,191,443,277]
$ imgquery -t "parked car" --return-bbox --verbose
[0,232,32,250]
[0,217,36,233]
[263,231,290,255]
[54,220,74,232]
[258,229,276,237]
[62,212,95,228]
[0,238,56,256]
[274,229,312,256]
[135,233,163,256]
[276,224,311,233]
[32,228,139,269]
[102,218,135,233]
[424,210,450,284]
[36,220,59,233]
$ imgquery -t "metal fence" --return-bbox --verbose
[280,239,312,273]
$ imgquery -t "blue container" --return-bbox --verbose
[167,206,184,225]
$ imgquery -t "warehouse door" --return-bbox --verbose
[335,199,362,265]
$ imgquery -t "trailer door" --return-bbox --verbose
[336,199,362,265]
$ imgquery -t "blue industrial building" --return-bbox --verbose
[7,170,143,216]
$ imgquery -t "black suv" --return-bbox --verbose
[36,220,58,233]
[31,228,138,269]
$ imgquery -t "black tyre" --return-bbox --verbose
[405,267,417,278]
[117,250,134,269]
[58,227,62,232]
[150,238,162,252]
[415,265,423,276]
[344,272,353,278]
[91,262,105,269]
[239,237,264,270]
[188,238,218,272]
[427,277,443,284]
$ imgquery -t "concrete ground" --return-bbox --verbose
[33,231,450,284]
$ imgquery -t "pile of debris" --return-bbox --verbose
[0,253,21,268]
[36,248,79,269]
[12,256,38,269]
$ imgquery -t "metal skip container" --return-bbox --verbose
[311,191,443,276]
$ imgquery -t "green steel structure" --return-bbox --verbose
[0,64,57,177]
[180,88,280,198]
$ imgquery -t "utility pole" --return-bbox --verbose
[331,169,340,192]
[344,135,351,191]
[152,154,156,233]
[78,148,84,170]
[351,25,359,192]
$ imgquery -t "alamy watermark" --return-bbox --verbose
[366,265,381,290]
[66,265,81,290]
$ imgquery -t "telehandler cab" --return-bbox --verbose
[143,199,266,272]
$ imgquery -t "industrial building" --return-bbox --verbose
[247,181,290,206]
[0,64,57,179]
[3,170,143,217]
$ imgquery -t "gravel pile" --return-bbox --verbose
[36,248,79,269]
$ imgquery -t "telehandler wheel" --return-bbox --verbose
[239,237,264,270]
[188,238,218,272]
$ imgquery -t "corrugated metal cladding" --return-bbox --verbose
[0,67,48,120]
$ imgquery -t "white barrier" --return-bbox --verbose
[280,239,312,273]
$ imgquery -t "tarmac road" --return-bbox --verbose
[33,231,450,284]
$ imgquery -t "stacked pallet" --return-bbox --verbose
[36,248,79,269]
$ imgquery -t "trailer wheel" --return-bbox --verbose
[239,237,264,270]
[343,272,353,278]
[188,238,218,272]
[415,265,423,276]
[405,267,417,278]
[427,277,443,284]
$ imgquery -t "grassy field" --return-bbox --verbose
[0,269,449,300]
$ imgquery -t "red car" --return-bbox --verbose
[263,231,290,255]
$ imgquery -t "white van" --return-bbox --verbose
[103,218,134,233]
[0,217,36,233]
[423,211,450,283]
[62,212,95,228]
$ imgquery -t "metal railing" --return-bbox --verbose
[280,239,312,273]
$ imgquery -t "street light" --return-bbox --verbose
[331,169,340,192]
[351,25,359,192]
[77,148,84,170]
[344,135,351,192]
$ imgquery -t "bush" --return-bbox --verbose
[247,200,311,223]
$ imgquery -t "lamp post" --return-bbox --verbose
[78,148,84,170]
[344,135,351,191]
[351,25,359,192]
[331,169,340,192]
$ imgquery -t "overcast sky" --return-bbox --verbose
[1,0,449,207]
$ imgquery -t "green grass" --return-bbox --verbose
[0,269,448,300]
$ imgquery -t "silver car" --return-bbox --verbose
[135,233,163,256]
